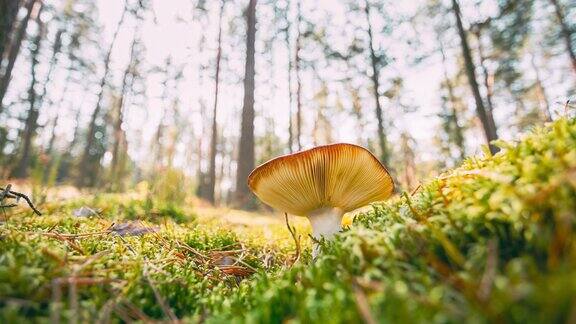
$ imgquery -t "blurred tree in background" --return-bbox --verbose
[0,0,574,204]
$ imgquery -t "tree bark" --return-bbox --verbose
[46,64,73,155]
[294,0,302,151]
[76,0,128,187]
[37,28,63,111]
[11,4,43,179]
[284,8,294,153]
[207,0,225,204]
[439,39,466,161]
[451,0,499,154]
[0,0,21,68]
[549,0,576,75]
[110,27,138,191]
[400,132,416,190]
[234,0,257,207]
[529,53,552,122]
[0,0,36,114]
[364,0,389,164]
[473,28,497,126]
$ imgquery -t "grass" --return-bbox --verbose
[1,117,575,323]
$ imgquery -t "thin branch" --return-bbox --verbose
[0,185,42,215]
[143,263,178,322]
[285,212,301,265]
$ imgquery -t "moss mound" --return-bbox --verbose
[1,118,575,323]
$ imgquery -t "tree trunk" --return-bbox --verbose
[234,0,257,208]
[549,0,576,75]
[473,28,497,127]
[364,0,389,164]
[530,53,552,122]
[284,9,294,153]
[0,0,21,68]
[294,0,302,151]
[110,28,138,191]
[76,0,128,187]
[207,0,225,204]
[195,99,207,197]
[400,133,416,191]
[0,0,36,115]
[37,28,63,110]
[46,66,73,155]
[348,82,366,146]
[439,37,466,160]
[451,0,499,154]
[11,4,43,179]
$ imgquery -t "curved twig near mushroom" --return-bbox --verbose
[248,143,394,257]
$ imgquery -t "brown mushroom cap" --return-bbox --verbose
[248,143,394,216]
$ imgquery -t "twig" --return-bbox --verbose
[143,263,178,322]
[118,235,179,322]
[410,183,422,196]
[33,230,112,239]
[478,239,498,302]
[352,279,377,324]
[0,185,12,222]
[0,185,42,215]
[285,213,301,265]
[0,185,11,202]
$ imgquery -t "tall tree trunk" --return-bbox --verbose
[400,132,416,191]
[76,0,128,187]
[110,28,138,191]
[364,0,389,164]
[284,9,294,153]
[348,82,366,145]
[549,0,576,75]
[11,4,43,179]
[234,0,257,208]
[0,0,21,67]
[217,125,226,204]
[473,28,497,125]
[294,0,302,151]
[439,37,466,160]
[0,0,36,115]
[37,28,63,110]
[207,0,225,205]
[46,65,73,155]
[46,111,60,155]
[530,54,552,122]
[451,0,499,154]
[68,107,82,152]
[194,99,207,197]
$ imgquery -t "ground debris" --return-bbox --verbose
[110,221,158,237]
[72,206,100,217]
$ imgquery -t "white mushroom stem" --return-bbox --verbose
[308,207,344,258]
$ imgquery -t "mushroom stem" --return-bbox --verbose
[308,207,344,258]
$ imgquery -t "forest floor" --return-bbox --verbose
[1,117,576,323]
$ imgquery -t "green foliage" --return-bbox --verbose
[1,118,575,323]
[213,117,576,323]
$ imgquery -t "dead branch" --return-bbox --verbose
[285,213,301,265]
[142,263,178,322]
[0,185,42,216]
[352,279,377,324]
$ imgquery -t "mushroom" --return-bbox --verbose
[248,143,394,257]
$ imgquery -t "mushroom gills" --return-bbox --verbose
[308,207,344,258]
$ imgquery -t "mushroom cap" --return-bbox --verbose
[248,143,394,216]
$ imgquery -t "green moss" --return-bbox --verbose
[1,118,575,323]
[215,118,576,323]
